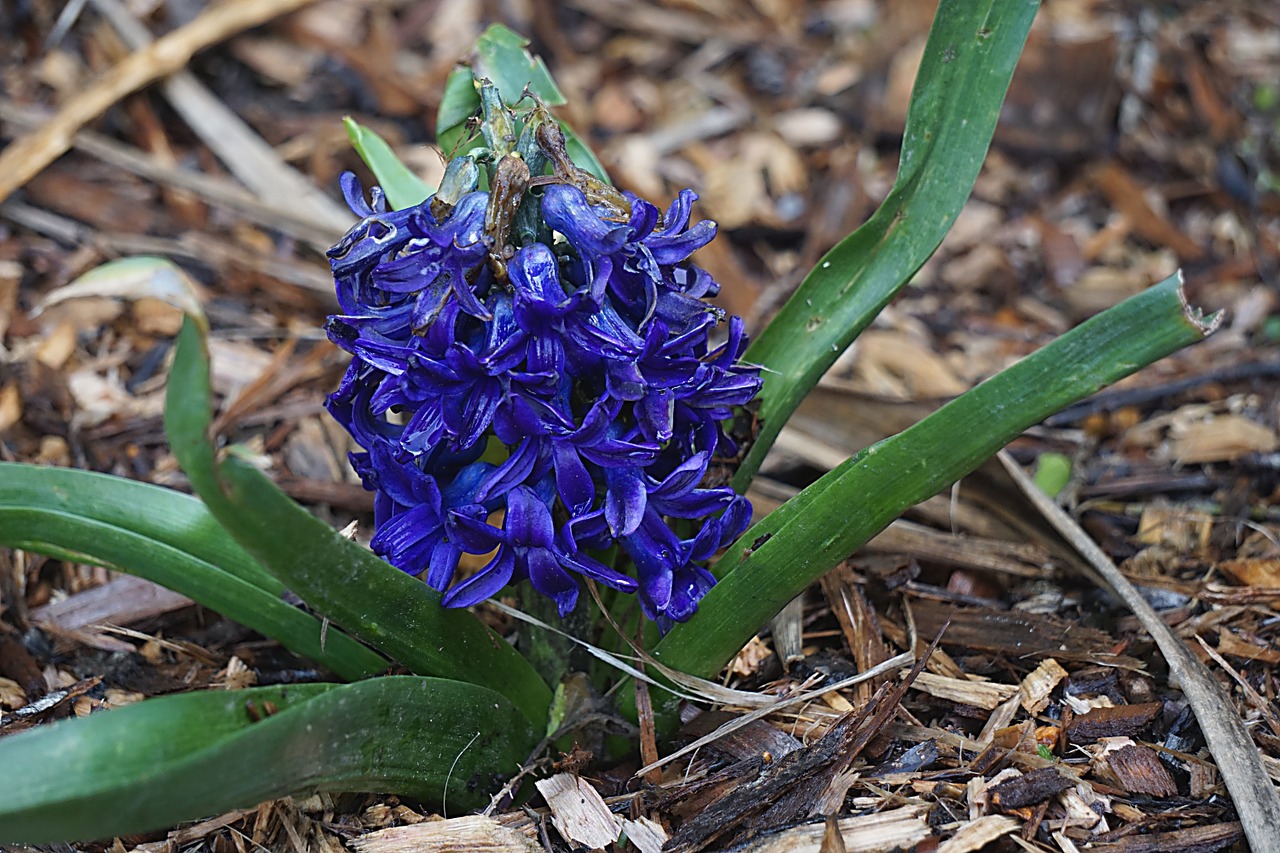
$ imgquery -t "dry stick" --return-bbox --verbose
[0,98,341,251]
[997,449,1280,851]
[0,0,324,209]
[88,0,353,233]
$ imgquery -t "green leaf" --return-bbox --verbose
[656,275,1216,680]
[473,24,565,107]
[343,117,435,210]
[165,316,552,724]
[436,66,482,159]
[735,0,1041,489]
[0,464,386,682]
[0,676,537,844]
[1033,452,1073,498]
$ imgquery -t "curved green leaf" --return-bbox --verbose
[0,676,537,844]
[0,511,386,683]
[343,117,435,210]
[165,316,552,724]
[658,275,1216,678]
[0,462,276,591]
[736,0,1041,488]
[0,464,386,682]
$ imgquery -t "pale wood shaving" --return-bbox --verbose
[534,772,621,850]
[733,803,931,853]
[908,672,1018,711]
[934,815,1019,853]
[350,815,541,853]
[1019,658,1069,713]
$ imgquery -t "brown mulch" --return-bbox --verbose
[2,0,1279,851]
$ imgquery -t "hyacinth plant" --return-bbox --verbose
[0,5,1230,845]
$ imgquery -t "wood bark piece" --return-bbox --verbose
[1098,744,1177,797]
[0,0,321,206]
[29,573,193,630]
[1089,821,1243,852]
[866,518,1052,578]
[820,562,890,703]
[679,709,803,761]
[909,599,1141,667]
[665,643,935,852]
[731,804,932,853]
[1066,702,1163,742]
[534,772,620,850]
[999,450,1280,853]
[986,767,1075,809]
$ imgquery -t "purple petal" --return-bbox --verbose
[542,185,628,257]
[604,467,647,537]
[526,548,579,616]
[442,546,515,608]
[505,486,556,548]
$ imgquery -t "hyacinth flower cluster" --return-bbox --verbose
[324,110,760,625]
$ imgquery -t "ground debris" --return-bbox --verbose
[1068,702,1164,743]
[0,0,1278,850]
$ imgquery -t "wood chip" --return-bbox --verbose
[987,768,1076,810]
[1089,821,1243,852]
[1169,414,1278,463]
[1019,658,1068,713]
[30,574,194,630]
[534,773,620,850]
[910,601,1137,666]
[350,815,541,853]
[908,672,1018,711]
[935,814,1019,853]
[1066,702,1163,742]
[733,804,931,853]
[1097,743,1177,797]
[619,816,668,853]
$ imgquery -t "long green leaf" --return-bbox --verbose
[0,676,536,844]
[165,316,552,724]
[0,511,386,683]
[735,0,1040,488]
[658,275,1216,678]
[0,462,277,592]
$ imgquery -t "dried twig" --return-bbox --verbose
[87,0,353,232]
[0,0,322,206]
